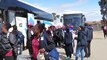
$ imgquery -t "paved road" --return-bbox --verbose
[17,31,107,60]
[89,31,107,60]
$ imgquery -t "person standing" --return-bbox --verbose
[32,25,40,60]
[75,26,87,60]
[64,27,73,59]
[55,28,62,47]
[0,23,14,60]
[31,24,45,60]
[27,24,34,55]
[38,24,59,60]
[52,27,58,47]
[8,25,19,60]
[84,24,93,57]
[43,30,59,60]
[103,25,107,38]
[17,29,24,55]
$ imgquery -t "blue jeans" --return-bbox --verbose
[18,44,23,55]
[76,47,85,60]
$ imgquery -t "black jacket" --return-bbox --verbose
[39,31,55,52]
[8,32,18,47]
[85,26,93,42]
[0,33,12,56]
[8,32,19,56]
[64,32,73,45]
[77,30,87,47]
[27,29,33,48]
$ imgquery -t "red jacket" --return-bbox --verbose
[32,37,39,60]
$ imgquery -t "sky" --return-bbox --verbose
[19,0,102,21]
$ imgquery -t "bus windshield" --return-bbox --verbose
[71,17,81,27]
[64,14,82,28]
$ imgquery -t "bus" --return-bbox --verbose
[63,13,86,29]
[63,13,86,39]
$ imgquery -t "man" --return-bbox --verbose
[84,23,93,57]
[102,25,107,38]
[75,26,87,60]
[9,25,24,59]
[64,27,73,59]
[55,28,62,47]
[0,23,14,60]
[26,24,34,55]
[103,25,107,38]
[9,25,18,60]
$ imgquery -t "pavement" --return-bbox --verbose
[17,31,107,60]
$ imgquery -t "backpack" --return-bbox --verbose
[17,31,24,44]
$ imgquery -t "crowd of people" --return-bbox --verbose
[0,20,93,60]
[26,21,93,60]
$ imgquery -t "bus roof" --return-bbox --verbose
[63,13,83,16]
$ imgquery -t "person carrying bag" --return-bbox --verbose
[43,30,59,60]
[0,23,14,60]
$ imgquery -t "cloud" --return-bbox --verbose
[61,0,89,8]
[19,0,88,14]
[19,0,102,21]
[83,10,102,21]
[35,6,102,21]
[83,10,101,17]
[44,0,89,14]
[64,10,83,14]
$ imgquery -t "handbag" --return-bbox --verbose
[49,48,59,60]
[37,52,45,60]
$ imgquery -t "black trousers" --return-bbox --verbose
[65,44,73,58]
[85,41,91,57]
[103,30,107,38]
[54,38,61,47]
[54,40,58,47]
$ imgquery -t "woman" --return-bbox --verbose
[0,23,14,60]
[64,27,73,59]
[75,26,87,60]
[38,24,59,60]
[31,25,45,60]
[43,30,59,60]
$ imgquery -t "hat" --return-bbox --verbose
[70,26,74,28]
[28,23,33,26]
